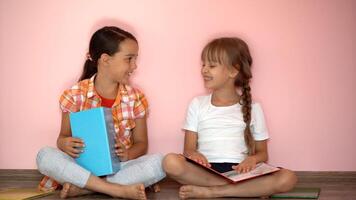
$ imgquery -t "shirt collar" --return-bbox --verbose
[87,74,96,98]
[87,74,131,105]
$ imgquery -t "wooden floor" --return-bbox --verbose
[0,170,355,200]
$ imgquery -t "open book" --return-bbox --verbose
[183,154,280,183]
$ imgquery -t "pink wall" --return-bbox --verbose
[1,0,355,170]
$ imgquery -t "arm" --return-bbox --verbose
[183,130,211,167]
[56,112,84,158]
[116,117,148,161]
[233,140,268,173]
[250,140,268,163]
[183,130,198,156]
[56,112,71,144]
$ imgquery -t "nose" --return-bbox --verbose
[131,61,138,71]
[201,65,208,74]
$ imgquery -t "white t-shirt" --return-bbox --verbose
[183,94,269,163]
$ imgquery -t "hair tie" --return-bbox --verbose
[86,52,93,61]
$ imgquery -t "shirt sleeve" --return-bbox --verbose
[251,103,269,141]
[133,88,149,119]
[183,97,200,133]
[59,90,79,113]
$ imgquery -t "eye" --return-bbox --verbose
[209,65,216,68]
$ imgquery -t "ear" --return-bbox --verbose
[98,53,111,66]
[229,66,239,79]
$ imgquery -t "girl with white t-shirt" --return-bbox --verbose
[162,37,297,199]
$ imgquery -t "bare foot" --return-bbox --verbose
[60,183,93,198]
[149,183,161,193]
[179,185,213,199]
[108,183,146,200]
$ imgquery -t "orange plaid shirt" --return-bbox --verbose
[60,74,148,147]
[39,74,148,191]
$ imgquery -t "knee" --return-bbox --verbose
[162,153,186,177]
[274,169,298,193]
[148,153,166,177]
[36,147,57,174]
[149,153,164,165]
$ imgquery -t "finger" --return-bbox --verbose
[116,149,125,153]
[116,142,125,148]
[243,167,248,173]
[245,166,251,173]
[116,152,124,157]
[201,160,208,167]
[71,137,84,144]
[237,166,243,173]
[202,158,210,167]
[72,142,85,148]
[69,147,83,154]
[67,151,79,158]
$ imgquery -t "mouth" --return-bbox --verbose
[128,72,133,76]
[203,76,213,81]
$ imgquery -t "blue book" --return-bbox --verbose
[69,107,120,176]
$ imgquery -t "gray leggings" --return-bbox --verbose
[36,147,166,188]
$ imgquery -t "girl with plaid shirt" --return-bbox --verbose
[162,37,297,199]
[36,26,165,200]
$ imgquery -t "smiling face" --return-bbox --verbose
[201,60,238,90]
[102,38,139,84]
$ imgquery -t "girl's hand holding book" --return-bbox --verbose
[186,151,211,168]
[232,156,257,174]
[57,137,85,158]
[115,142,129,161]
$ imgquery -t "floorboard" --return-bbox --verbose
[0,170,355,199]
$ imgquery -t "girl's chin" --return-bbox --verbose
[204,84,215,90]
[117,78,130,85]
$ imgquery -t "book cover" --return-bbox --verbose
[0,188,54,200]
[183,154,280,183]
[271,187,320,199]
[70,107,120,176]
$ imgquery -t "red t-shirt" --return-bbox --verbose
[98,94,115,108]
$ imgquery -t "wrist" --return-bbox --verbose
[248,155,258,164]
[183,150,196,157]
[56,138,62,149]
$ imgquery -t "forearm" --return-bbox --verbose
[127,141,147,160]
[183,146,198,156]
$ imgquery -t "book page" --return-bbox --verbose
[221,162,280,182]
